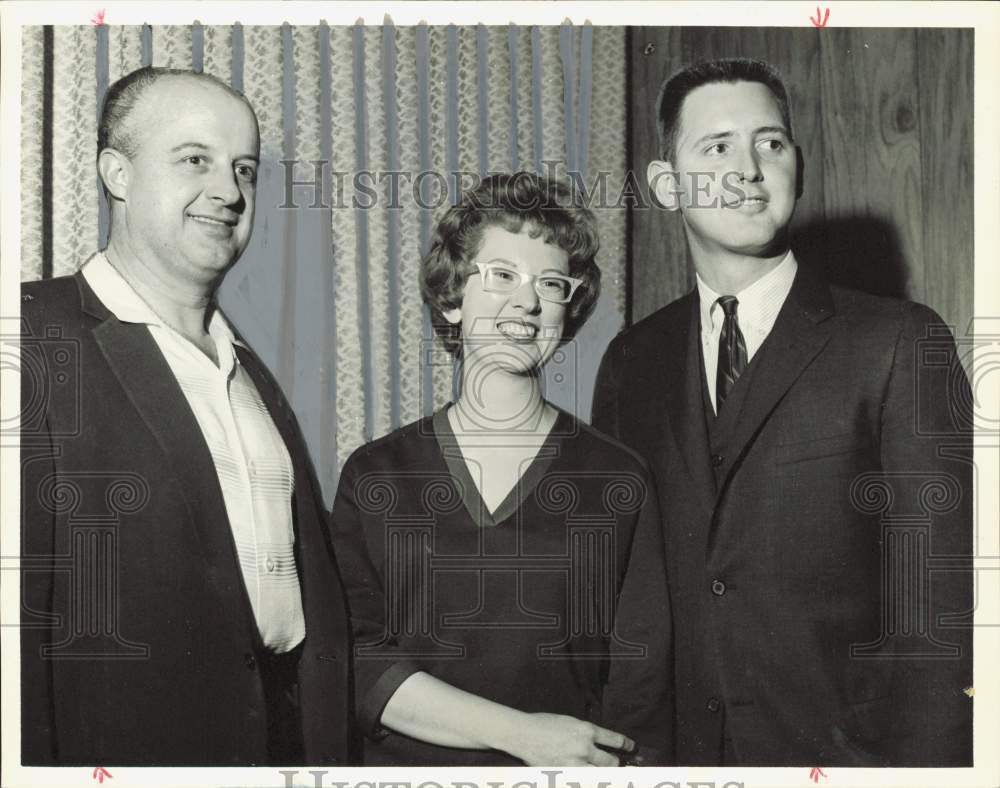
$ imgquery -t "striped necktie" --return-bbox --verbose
[716,295,747,411]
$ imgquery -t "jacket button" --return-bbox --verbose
[710,454,724,467]
[707,697,721,713]
[244,653,256,670]
[711,579,727,596]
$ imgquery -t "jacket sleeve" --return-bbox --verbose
[591,337,624,441]
[600,463,675,765]
[878,302,973,766]
[20,318,59,765]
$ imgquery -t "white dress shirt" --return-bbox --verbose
[697,250,798,414]
[83,253,306,653]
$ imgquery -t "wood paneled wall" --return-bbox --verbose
[627,27,973,344]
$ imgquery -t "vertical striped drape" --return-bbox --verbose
[19,23,628,504]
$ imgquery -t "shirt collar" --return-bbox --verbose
[696,250,798,335]
[81,251,248,353]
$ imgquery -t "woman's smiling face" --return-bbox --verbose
[444,224,571,376]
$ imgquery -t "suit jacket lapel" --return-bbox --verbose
[80,274,249,591]
[720,267,836,488]
[658,292,717,514]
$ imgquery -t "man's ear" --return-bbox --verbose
[97,148,130,202]
[647,159,682,211]
[442,306,462,325]
[795,145,805,200]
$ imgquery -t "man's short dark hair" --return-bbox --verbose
[98,66,249,159]
[421,172,602,358]
[656,58,793,163]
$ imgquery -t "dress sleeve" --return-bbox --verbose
[328,455,422,737]
[600,462,675,765]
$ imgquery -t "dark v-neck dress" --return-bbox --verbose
[329,405,674,765]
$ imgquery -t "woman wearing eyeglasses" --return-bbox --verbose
[330,172,673,766]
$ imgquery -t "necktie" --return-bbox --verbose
[716,295,747,411]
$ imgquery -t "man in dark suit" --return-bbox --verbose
[20,66,353,765]
[592,58,972,766]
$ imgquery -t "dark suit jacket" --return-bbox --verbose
[592,267,973,766]
[20,272,355,766]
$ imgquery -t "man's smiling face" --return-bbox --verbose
[668,80,798,260]
[117,76,260,285]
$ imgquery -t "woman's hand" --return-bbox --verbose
[380,673,635,765]
[502,712,635,766]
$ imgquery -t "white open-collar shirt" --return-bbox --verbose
[83,253,305,653]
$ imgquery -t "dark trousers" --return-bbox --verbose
[258,642,304,764]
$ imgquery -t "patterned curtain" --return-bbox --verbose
[20,23,628,504]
